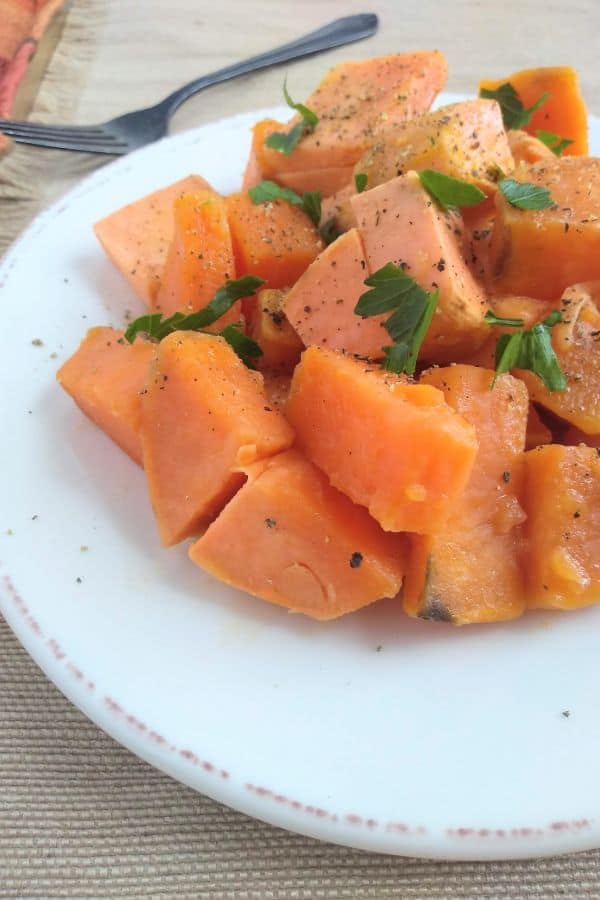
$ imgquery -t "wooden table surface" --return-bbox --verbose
[79,0,600,129]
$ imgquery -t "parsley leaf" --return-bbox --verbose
[418,169,486,211]
[264,78,319,156]
[319,216,342,245]
[124,275,265,344]
[282,78,319,127]
[492,310,566,391]
[249,180,321,227]
[249,180,303,206]
[535,129,575,156]
[354,172,368,193]
[123,313,164,341]
[479,82,549,130]
[301,190,322,228]
[355,263,438,375]
[484,310,525,327]
[217,324,262,369]
[498,178,555,210]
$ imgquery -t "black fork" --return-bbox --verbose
[0,14,378,154]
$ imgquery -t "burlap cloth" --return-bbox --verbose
[2,1,600,895]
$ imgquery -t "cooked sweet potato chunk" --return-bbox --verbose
[94,175,213,305]
[352,171,488,362]
[286,346,478,534]
[283,228,388,358]
[189,449,407,620]
[154,191,237,324]
[491,158,600,300]
[523,445,600,609]
[57,327,156,465]
[140,332,294,546]
[403,365,528,625]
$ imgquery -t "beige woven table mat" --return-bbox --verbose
[2,1,600,896]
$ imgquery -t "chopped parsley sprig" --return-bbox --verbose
[479,82,549,130]
[418,169,486,211]
[497,178,555,210]
[354,263,438,375]
[354,172,368,193]
[264,79,319,156]
[249,180,321,227]
[536,129,574,156]
[216,324,263,369]
[487,308,566,391]
[484,310,525,328]
[124,275,265,367]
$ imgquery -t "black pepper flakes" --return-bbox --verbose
[265,518,276,529]
[350,551,363,569]
[502,471,511,483]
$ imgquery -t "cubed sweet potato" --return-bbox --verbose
[189,449,407,620]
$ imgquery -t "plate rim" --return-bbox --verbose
[1,101,599,862]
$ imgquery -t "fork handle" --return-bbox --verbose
[161,14,378,115]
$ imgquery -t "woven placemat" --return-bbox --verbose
[4,612,600,898]
[2,1,600,895]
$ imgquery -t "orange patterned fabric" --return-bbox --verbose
[0,0,66,149]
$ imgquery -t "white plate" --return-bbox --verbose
[1,95,599,862]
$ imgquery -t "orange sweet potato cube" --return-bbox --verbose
[57,326,156,465]
[285,346,478,535]
[140,332,294,546]
[94,175,213,305]
[189,449,407,620]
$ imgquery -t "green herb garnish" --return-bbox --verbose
[300,190,322,228]
[492,309,566,391]
[535,129,575,156]
[418,169,486,211]
[354,172,368,193]
[248,180,304,206]
[484,310,525,328]
[355,263,439,375]
[217,324,263,369]
[264,78,319,156]
[249,180,321,227]
[498,178,555,210]
[124,275,265,367]
[479,82,549,130]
